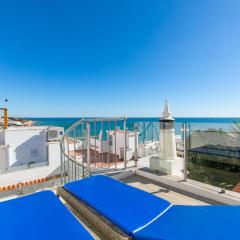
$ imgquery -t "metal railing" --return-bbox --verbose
[60,118,187,184]
[60,117,131,184]
[60,118,240,193]
[60,118,87,184]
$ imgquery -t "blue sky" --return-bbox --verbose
[0,0,240,117]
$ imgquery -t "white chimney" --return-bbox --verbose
[149,100,184,178]
[159,99,177,160]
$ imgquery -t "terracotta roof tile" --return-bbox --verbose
[233,183,240,192]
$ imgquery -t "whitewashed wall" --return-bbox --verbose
[110,132,138,156]
[0,141,61,186]
[0,130,5,145]
[4,127,47,167]
[0,146,7,173]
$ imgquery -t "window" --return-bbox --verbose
[109,135,113,146]
[30,149,39,157]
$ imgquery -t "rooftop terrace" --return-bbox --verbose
[122,175,208,205]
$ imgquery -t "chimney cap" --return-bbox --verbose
[160,99,174,121]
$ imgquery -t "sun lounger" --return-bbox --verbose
[58,175,240,240]
[0,191,93,240]
[134,205,240,240]
[57,175,171,239]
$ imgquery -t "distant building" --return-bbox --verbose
[0,126,63,187]
[187,129,240,191]
[90,129,138,161]
[188,130,240,164]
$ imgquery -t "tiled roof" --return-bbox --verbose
[233,183,240,192]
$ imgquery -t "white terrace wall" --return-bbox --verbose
[0,141,61,186]
[4,126,48,168]
[0,146,7,173]
[110,131,138,156]
[0,130,5,145]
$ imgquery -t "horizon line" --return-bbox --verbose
[16,116,240,119]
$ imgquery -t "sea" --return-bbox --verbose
[26,117,240,137]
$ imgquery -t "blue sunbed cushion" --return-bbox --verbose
[134,205,240,240]
[64,175,171,235]
[0,191,93,240]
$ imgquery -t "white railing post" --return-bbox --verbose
[60,141,64,184]
[183,122,188,181]
[124,116,127,170]
[73,128,77,180]
[134,123,138,168]
[82,132,85,179]
[63,138,66,184]
[66,135,70,182]
[87,122,91,174]
[114,120,117,168]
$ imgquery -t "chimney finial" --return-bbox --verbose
[161,99,174,121]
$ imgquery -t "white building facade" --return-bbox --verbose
[0,126,63,187]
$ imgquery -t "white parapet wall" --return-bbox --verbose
[0,141,61,186]
[1,126,48,168]
[0,146,7,173]
[90,137,109,153]
[88,130,138,157]
[65,138,83,152]
[0,126,63,186]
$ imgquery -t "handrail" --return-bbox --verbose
[63,117,126,138]
[59,117,127,184]
[83,117,126,122]
[60,118,89,184]
[63,118,85,136]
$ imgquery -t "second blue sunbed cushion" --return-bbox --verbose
[64,175,171,235]
[134,205,240,240]
[0,191,93,240]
